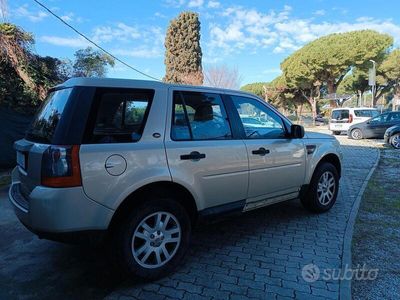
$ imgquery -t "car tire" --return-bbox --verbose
[113,197,191,280]
[390,133,400,149]
[350,128,363,140]
[301,162,339,213]
[332,131,341,135]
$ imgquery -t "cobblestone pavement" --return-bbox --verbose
[106,136,380,300]
[0,135,380,300]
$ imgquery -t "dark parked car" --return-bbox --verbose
[384,125,400,149]
[348,111,400,140]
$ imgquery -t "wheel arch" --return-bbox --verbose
[315,153,342,178]
[108,181,199,231]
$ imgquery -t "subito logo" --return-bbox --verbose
[302,263,320,282]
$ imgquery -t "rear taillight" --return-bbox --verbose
[41,145,82,188]
[348,114,353,123]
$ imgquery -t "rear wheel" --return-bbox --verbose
[351,128,363,140]
[113,197,191,280]
[301,162,339,213]
[390,133,400,149]
[332,131,341,135]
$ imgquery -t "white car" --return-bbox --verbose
[10,77,342,279]
[329,107,379,135]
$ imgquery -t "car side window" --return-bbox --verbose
[171,91,232,141]
[230,95,286,139]
[370,114,388,123]
[89,89,153,143]
[388,112,400,121]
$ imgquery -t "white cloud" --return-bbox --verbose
[60,12,83,23]
[112,48,162,59]
[93,23,141,43]
[208,5,400,57]
[207,1,220,8]
[154,12,167,18]
[188,0,204,8]
[314,9,325,16]
[262,68,281,74]
[164,0,185,7]
[40,36,90,48]
[13,4,48,22]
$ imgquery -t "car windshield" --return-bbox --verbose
[25,88,72,144]
[331,110,349,120]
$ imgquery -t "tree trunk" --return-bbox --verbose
[327,80,337,108]
[263,85,268,102]
[306,97,317,127]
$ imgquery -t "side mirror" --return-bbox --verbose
[291,124,305,138]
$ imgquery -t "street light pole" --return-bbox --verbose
[369,60,376,108]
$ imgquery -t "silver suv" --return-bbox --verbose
[9,78,342,279]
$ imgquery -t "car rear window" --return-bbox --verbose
[26,88,73,144]
[354,110,378,117]
[85,88,154,143]
[331,110,349,120]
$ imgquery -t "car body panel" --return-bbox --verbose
[8,77,343,237]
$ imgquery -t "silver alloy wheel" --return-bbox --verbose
[391,134,400,149]
[351,129,362,140]
[317,171,336,205]
[131,211,181,269]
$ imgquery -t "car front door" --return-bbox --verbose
[226,95,306,210]
[164,89,249,212]
[368,113,389,137]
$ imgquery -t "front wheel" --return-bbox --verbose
[332,131,341,136]
[113,198,191,280]
[350,128,363,140]
[390,133,400,149]
[301,162,339,213]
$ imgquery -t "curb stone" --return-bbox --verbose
[339,148,380,300]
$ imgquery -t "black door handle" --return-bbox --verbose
[180,151,206,160]
[252,147,270,156]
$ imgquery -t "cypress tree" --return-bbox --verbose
[164,12,203,85]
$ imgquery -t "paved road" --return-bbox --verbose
[0,136,380,300]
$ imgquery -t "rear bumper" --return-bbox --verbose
[9,168,114,239]
[329,123,349,132]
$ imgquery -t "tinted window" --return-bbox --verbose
[26,88,72,143]
[388,112,400,121]
[89,89,153,143]
[172,91,232,140]
[354,110,378,117]
[370,114,388,123]
[230,96,286,139]
[331,110,349,120]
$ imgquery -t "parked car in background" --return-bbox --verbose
[329,108,379,135]
[9,78,342,279]
[384,124,400,149]
[348,111,400,140]
[315,114,328,126]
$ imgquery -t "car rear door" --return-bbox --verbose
[79,87,171,209]
[225,94,306,210]
[164,89,249,212]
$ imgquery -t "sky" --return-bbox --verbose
[5,0,400,85]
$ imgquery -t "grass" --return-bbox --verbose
[352,148,400,299]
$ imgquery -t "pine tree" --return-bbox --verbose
[164,12,203,85]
